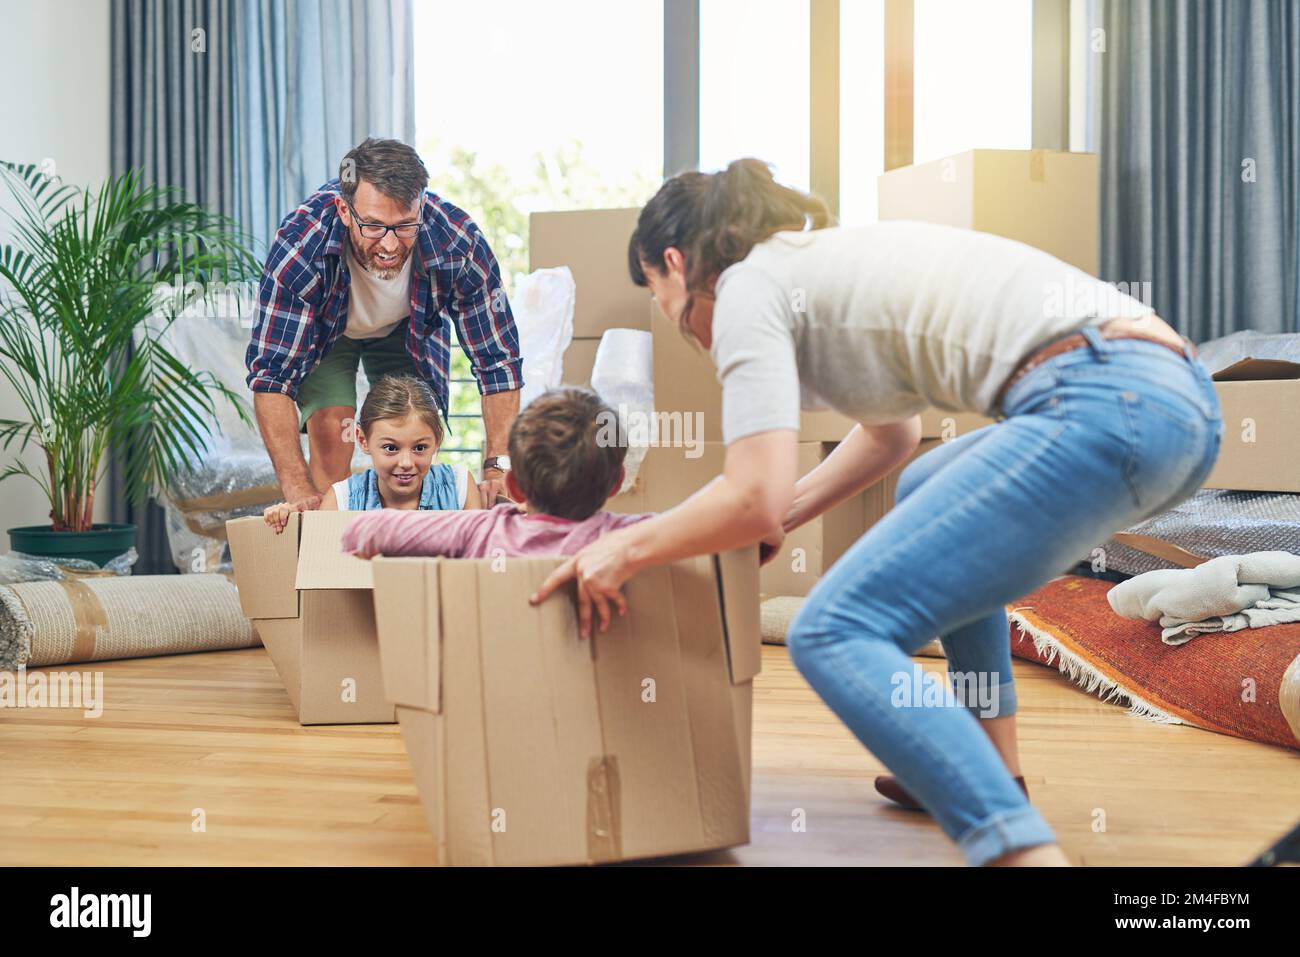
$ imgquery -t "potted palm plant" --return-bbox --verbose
[0,161,257,567]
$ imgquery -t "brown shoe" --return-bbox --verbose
[874,774,1029,812]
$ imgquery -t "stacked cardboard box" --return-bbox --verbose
[369,547,761,866]
[530,208,652,390]
[877,149,1101,274]
[560,336,601,386]
[226,513,395,725]
[1203,358,1300,492]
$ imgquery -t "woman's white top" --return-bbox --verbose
[708,221,1154,443]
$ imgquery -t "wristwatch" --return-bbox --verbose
[483,455,511,474]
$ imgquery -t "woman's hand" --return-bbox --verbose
[530,529,637,639]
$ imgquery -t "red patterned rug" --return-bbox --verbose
[1009,576,1300,752]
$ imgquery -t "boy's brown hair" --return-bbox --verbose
[358,374,445,446]
[508,387,626,521]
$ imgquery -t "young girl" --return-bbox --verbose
[264,374,480,532]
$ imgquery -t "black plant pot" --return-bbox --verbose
[7,523,137,568]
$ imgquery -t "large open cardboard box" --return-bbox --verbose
[1203,357,1300,492]
[227,513,395,725]
[370,547,761,865]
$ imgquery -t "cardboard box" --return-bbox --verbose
[370,547,761,865]
[529,208,651,338]
[227,513,395,725]
[561,336,601,386]
[878,149,1100,275]
[651,304,991,443]
[1203,358,1300,492]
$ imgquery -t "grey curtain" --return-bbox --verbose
[233,0,416,251]
[109,0,415,572]
[110,0,237,221]
[1100,0,1300,341]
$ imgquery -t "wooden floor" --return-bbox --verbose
[1,644,1296,866]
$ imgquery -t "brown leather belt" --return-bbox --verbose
[994,317,1196,415]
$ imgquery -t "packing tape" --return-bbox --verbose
[586,755,623,863]
[62,566,119,580]
[57,578,109,663]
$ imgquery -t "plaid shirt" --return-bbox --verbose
[245,179,522,416]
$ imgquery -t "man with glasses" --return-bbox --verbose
[246,138,522,510]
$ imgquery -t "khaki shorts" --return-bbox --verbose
[296,320,418,431]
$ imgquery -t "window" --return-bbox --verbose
[839,0,886,224]
[412,0,663,473]
[1069,0,1103,153]
[412,0,1043,471]
[912,0,1033,165]
[699,0,811,187]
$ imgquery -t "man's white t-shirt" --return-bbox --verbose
[344,244,413,340]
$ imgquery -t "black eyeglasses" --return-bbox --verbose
[347,202,421,240]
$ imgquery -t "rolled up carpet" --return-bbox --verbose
[0,574,257,670]
[759,595,945,657]
[759,596,804,645]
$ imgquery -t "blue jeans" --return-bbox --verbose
[786,327,1223,865]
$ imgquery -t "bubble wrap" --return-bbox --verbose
[591,329,654,494]
[1197,330,1300,374]
[147,310,373,574]
[1101,489,1300,576]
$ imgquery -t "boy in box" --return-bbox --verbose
[342,387,652,559]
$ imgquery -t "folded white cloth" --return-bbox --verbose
[1107,551,1300,645]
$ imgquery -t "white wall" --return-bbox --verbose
[0,0,111,548]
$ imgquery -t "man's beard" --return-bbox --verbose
[350,237,411,280]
